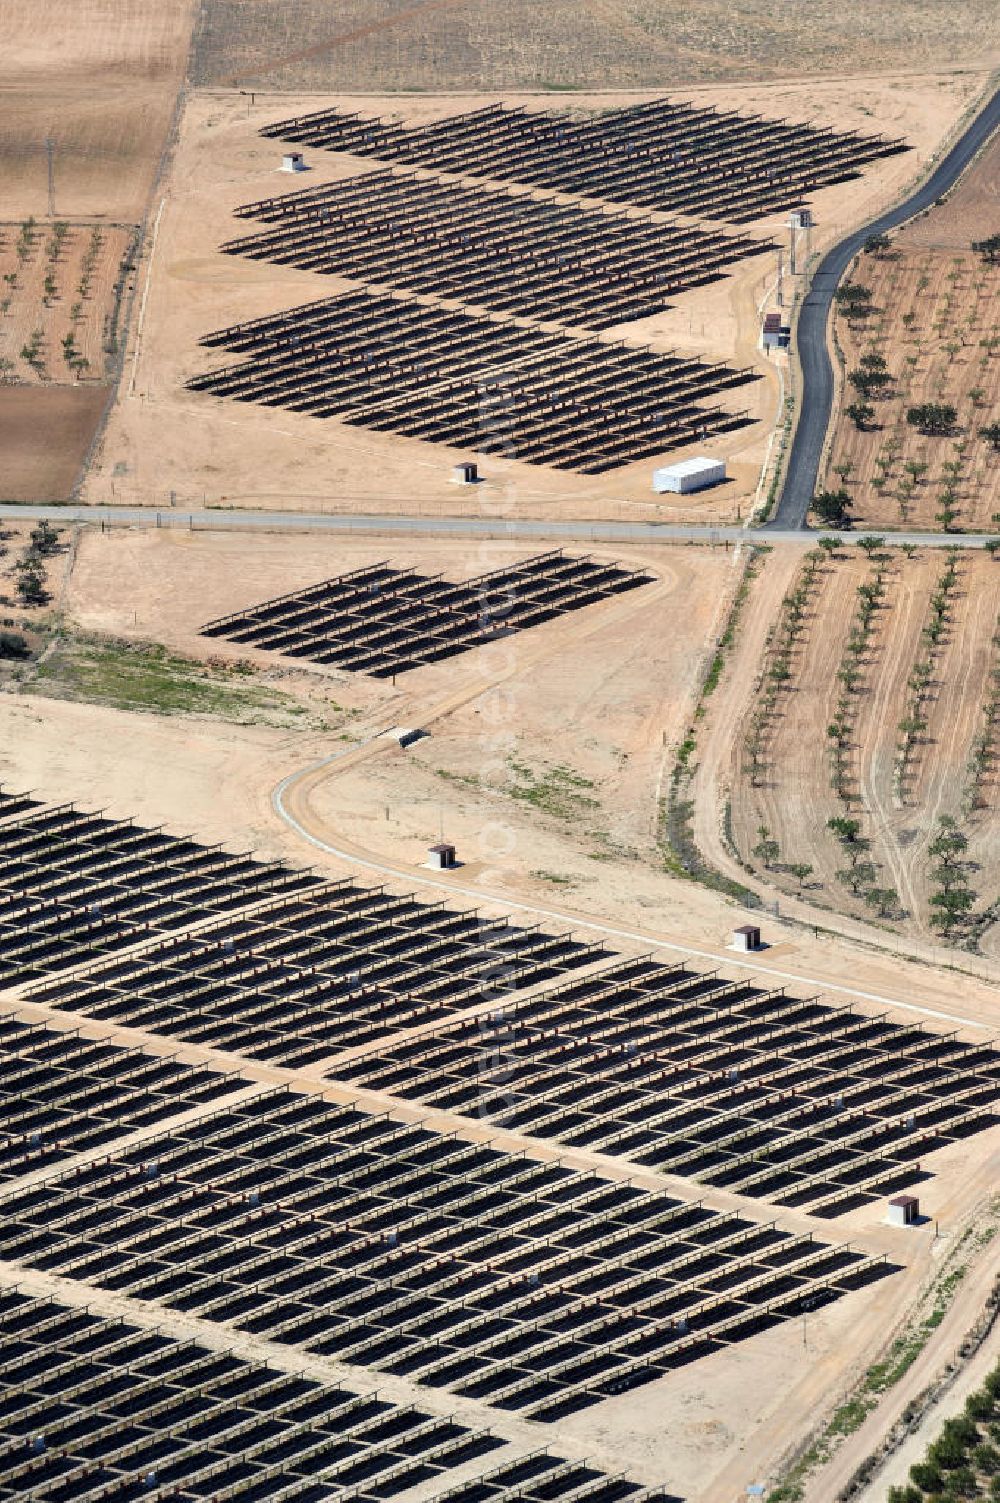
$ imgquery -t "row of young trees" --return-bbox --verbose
[823,545,902,918]
[894,550,961,803]
[743,547,827,788]
[13,522,60,607]
[964,624,1000,814]
[888,1359,1000,1502]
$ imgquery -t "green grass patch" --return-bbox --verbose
[30,637,320,726]
[505,757,598,821]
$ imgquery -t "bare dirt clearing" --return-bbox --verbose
[0,386,108,501]
[190,1,1000,91]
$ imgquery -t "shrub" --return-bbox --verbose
[966,1390,995,1421]
[846,400,875,430]
[972,232,1000,263]
[907,403,958,436]
[812,488,853,526]
[29,520,61,555]
[0,630,28,659]
[910,1459,942,1490]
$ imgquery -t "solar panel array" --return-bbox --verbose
[29,878,608,1067]
[0,1290,679,1503]
[189,290,759,473]
[0,1015,230,1183]
[0,783,989,1503]
[198,551,655,674]
[190,93,907,473]
[262,97,909,223]
[224,170,768,329]
[334,956,999,1216]
[0,1091,893,1423]
[0,801,320,989]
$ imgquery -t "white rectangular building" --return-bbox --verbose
[653,456,726,494]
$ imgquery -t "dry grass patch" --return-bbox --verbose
[190,0,1000,90]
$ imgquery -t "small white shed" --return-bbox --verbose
[653,456,726,494]
[730,924,762,953]
[427,842,457,871]
[887,1194,920,1227]
[281,151,307,173]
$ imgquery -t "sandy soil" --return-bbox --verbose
[188,0,1000,91]
[84,72,982,519]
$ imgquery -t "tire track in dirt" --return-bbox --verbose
[856,558,924,929]
[886,561,997,941]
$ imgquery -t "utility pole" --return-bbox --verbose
[45,137,55,218]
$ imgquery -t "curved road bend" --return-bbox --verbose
[271,753,993,1033]
[770,81,1000,531]
[1,503,997,550]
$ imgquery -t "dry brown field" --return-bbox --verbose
[190,0,1000,91]
[728,545,1000,955]
[898,118,1000,252]
[87,73,978,519]
[0,0,196,223]
[0,386,108,501]
[0,1,196,497]
[824,132,1000,532]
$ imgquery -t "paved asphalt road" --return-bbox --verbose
[2,503,997,549]
[769,81,1000,531]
